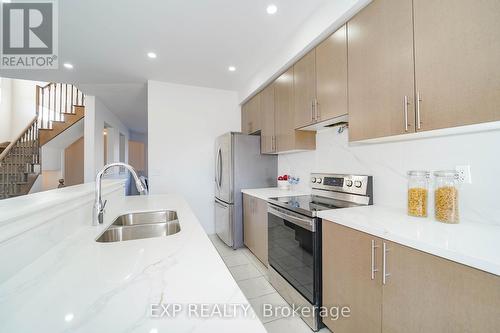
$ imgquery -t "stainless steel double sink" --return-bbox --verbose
[96,210,180,243]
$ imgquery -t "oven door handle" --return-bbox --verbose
[268,205,315,232]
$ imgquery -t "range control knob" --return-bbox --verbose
[316,178,322,184]
[311,177,317,183]
[354,180,362,188]
[346,180,353,187]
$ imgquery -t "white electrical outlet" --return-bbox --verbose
[456,165,472,184]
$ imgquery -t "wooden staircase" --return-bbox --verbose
[0,83,85,199]
[39,105,85,145]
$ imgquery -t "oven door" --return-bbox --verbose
[267,204,320,304]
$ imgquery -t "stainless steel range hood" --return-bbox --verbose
[297,114,348,131]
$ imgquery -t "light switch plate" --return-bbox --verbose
[456,165,472,184]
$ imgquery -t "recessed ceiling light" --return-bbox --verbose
[228,66,236,72]
[266,4,278,15]
[147,52,157,59]
[64,313,74,322]
[63,63,73,69]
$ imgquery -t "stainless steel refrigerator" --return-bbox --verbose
[214,132,277,249]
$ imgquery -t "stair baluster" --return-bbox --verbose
[1,83,84,199]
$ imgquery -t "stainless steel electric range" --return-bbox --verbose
[267,173,373,331]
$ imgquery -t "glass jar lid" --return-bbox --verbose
[433,170,459,178]
[407,170,430,177]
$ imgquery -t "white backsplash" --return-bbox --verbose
[278,127,500,226]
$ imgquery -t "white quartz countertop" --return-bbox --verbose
[0,194,266,333]
[317,205,500,276]
[241,187,309,200]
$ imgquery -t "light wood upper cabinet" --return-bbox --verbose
[243,194,268,265]
[413,0,500,132]
[323,222,383,333]
[294,25,348,129]
[347,0,416,141]
[275,68,316,152]
[243,68,314,154]
[316,24,348,123]
[241,103,250,134]
[323,220,500,333]
[260,84,276,154]
[293,49,317,129]
[241,94,261,134]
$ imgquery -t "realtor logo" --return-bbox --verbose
[1,0,58,69]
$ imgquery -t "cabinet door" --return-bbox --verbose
[275,68,316,152]
[323,222,383,333]
[316,24,348,122]
[260,84,276,154]
[348,0,415,141]
[382,241,500,333]
[275,68,296,152]
[252,197,268,265]
[247,94,261,134]
[241,104,250,134]
[243,194,254,251]
[294,49,317,128]
[413,0,500,132]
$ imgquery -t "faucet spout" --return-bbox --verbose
[93,162,147,226]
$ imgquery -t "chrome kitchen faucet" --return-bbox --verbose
[93,162,148,226]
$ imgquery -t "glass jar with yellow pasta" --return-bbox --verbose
[407,171,430,217]
[434,170,460,224]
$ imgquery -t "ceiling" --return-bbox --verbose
[0,0,358,133]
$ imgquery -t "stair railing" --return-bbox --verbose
[36,83,85,130]
[0,116,39,199]
[0,82,84,199]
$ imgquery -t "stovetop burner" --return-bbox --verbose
[268,194,361,217]
[268,173,373,217]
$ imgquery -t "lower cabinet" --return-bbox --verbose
[322,221,383,333]
[323,221,500,333]
[243,194,268,265]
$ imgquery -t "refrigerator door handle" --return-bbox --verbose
[218,148,223,187]
[215,146,221,188]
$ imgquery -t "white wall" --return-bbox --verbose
[10,79,47,137]
[0,78,46,142]
[148,80,240,233]
[84,96,130,182]
[0,78,12,142]
[279,127,500,226]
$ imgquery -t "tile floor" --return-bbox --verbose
[208,234,331,333]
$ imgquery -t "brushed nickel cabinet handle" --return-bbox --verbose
[383,242,391,285]
[311,100,315,122]
[404,95,409,132]
[314,99,320,122]
[416,92,422,130]
[371,240,379,280]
